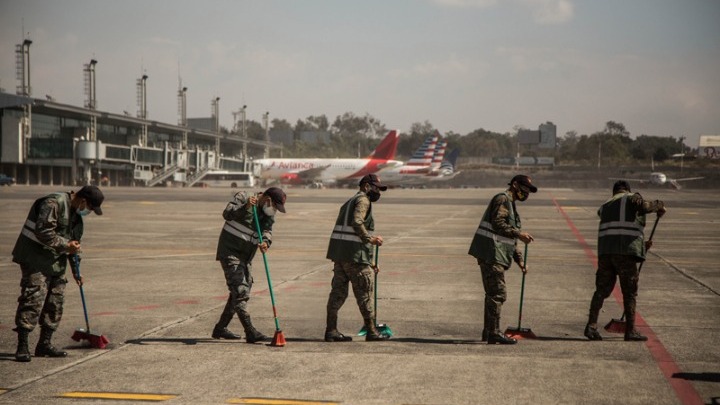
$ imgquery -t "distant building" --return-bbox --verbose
[699,135,720,159]
[298,130,331,144]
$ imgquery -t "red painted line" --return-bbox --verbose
[552,197,703,405]
[91,312,117,316]
[212,295,229,301]
[307,281,327,287]
[130,305,160,311]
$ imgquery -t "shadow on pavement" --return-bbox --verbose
[672,372,720,383]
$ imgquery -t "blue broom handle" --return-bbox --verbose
[517,243,528,329]
[252,205,281,331]
[72,254,91,332]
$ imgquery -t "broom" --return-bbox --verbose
[252,205,286,347]
[604,215,661,334]
[358,245,393,337]
[505,243,537,339]
[69,254,110,349]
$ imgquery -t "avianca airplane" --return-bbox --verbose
[255,130,402,185]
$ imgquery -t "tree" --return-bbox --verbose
[331,112,386,138]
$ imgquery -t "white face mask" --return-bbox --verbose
[76,208,91,217]
[262,203,276,216]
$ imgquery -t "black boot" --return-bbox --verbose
[584,323,603,341]
[364,320,390,342]
[325,330,353,342]
[481,328,490,342]
[35,327,68,358]
[238,313,268,343]
[15,328,31,362]
[487,332,517,345]
[624,313,647,341]
[212,325,242,340]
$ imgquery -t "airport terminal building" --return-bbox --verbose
[0,91,277,187]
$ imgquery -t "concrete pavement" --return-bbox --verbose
[0,185,718,404]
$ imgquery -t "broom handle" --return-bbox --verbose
[71,254,91,332]
[517,243,528,329]
[374,245,379,325]
[252,205,281,332]
[620,215,661,322]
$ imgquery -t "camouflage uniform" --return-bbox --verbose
[587,192,664,337]
[214,191,273,341]
[13,192,83,333]
[468,191,524,337]
[325,192,377,335]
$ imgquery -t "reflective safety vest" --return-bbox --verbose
[12,192,83,276]
[597,192,646,260]
[326,192,374,265]
[468,191,519,267]
[216,204,272,263]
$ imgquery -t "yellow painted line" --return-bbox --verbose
[59,391,177,401]
[227,398,339,405]
[0,389,7,395]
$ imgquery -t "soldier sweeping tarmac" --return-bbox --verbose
[212,187,287,343]
[468,175,537,345]
[324,174,391,342]
[584,180,666,342]
[12,185,105,362]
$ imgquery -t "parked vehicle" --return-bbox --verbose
[0,174,16,186]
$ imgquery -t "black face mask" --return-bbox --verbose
[367,188,381,202]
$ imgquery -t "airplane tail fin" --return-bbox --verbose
[430,140,447,171]
[439,148,460,175]
[368,130,400,160]
[407,133,439,166]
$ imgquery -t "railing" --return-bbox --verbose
[184,167,212,188]
[145,165,180,187]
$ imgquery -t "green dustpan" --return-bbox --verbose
[358,245,393,337]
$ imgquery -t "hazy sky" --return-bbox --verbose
[1,0,718,146]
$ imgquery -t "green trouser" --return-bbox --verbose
[588,255,640,331]
[326,261,374,331]
[15,265,67,332]
[479,259,507,334]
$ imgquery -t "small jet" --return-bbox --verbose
[610,172,704,190]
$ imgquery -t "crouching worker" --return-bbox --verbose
[212,187,287,343]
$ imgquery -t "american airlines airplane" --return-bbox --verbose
[380,133,461,186]
[255,130,402,186]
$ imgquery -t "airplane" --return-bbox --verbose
[380,133,461,187]
[610,158,704,190]
[254,130,402,186]
[610,172,704,190]
[378,133,440,186]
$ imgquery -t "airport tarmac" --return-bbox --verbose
[0,185,718,405]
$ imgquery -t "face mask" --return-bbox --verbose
[367,189,381,203]
[515,186,529,202]
[262,203,276,216]
[76,208,91,217]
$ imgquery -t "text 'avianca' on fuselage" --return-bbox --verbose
[254,130,402,186]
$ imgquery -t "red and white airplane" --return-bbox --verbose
[255,130,402,186]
